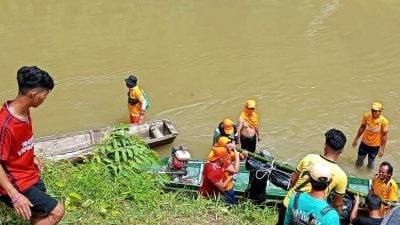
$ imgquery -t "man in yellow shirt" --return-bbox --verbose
[371,161,399,216]
[352,102,389,169]
[276,129,347,225]
[125,75,147,123]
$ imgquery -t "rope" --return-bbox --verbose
[253,160,293,191]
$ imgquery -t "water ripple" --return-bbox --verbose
[306,0,340,44]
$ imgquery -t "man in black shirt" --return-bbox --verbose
[350,192,383,225]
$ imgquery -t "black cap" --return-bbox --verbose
[125,75,137,87]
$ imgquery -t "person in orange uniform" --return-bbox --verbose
[238,100,260,154]
[352,102,389,169]
[205,143,240,205]
[212,118,238,146]
[125,75,147,124]
[200,147,237,204]
[370,161,398,216]
[238,100,260,172]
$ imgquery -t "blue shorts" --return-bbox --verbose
[224,189,236,205]
[0,179,58,215]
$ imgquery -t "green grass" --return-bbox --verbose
[1,127,277,224]
[0,160,277,225]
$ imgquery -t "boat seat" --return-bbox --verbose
[150,125,163,139]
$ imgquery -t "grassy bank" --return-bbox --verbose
[1,126,277,225]
[0,160,278,225]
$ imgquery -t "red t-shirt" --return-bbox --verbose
[0,101,39,195]
[199,162,226,197]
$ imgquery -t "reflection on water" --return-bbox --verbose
[306,0,340,44]
[1,0,400,179]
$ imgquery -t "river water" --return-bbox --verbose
[1,0,400,179]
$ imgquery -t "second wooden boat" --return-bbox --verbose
[35,119,178,161]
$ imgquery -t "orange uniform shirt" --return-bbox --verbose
[371,175,398,216]
[128,86,145,115]
[361,112,388,147]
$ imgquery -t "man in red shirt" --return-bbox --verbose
[0,66,64,224]
[200,146,233,201]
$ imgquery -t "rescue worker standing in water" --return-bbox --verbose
[125,75,147,123]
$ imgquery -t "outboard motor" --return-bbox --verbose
[167,145,191,182]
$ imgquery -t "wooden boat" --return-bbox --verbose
[34,119,178,161]
[154,156,400,204]
[153,156,287,203]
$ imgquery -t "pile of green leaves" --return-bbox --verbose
[92,124,161,177]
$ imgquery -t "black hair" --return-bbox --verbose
[310,177,330,191]
[325,129,347,151]
[17,66,54,95]
[380,161,393,175]
[366,193,381,211]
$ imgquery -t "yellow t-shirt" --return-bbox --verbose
[371,175,398,216]
[283,154,348,207]
[128,86,144,115]
[361,112,389,147]
[372,176,398,202]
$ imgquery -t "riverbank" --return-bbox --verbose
[0,159,277,225]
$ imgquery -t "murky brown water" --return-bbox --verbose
[1,0,400,179]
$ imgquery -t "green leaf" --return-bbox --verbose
[126,148,133,158]
[114,151,120,162]
[112,139,118,149]
[111,210,120,217]
[108,164,118,175]
[94,155,102,163]
[138,154,150,165]
[68,192,82,202]
[120,138,127,147]
[129,161,142,171]
[121,149,128,162]
[134,156,143,164]
[55,181,65,187]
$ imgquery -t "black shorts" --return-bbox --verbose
[358,141,380,159]
[0,179,58,215]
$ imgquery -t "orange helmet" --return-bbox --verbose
[215,136,230,147]
[222,119,234,135]
[208,146,228,161]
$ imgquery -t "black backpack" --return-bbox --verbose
[289,192,334,225]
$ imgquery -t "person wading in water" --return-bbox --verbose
[237,99,260,170]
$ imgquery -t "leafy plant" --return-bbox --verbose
[92,124,161,176]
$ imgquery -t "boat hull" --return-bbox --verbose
[34,119,178,161]
[155,157,400,203]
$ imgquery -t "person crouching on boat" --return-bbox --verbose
[370,161,398,216]
[207,137,244,204]
[212,136,247,162]
[125,75,147,124]
[212,118,238,146]
[200,146,239,205]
